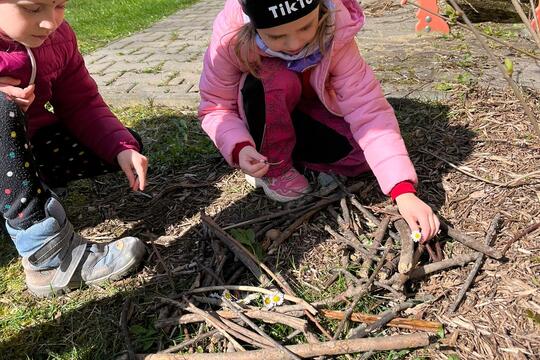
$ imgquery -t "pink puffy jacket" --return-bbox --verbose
[198,0,417,194]
[0,22,140,164]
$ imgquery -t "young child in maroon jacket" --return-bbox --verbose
[0,0,147,297]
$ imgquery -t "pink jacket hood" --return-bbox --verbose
[198,0,417,194]
[0,22,139,163]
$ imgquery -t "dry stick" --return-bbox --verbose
[135,333,431,360]
[340,197,352,229]
[439,221,503,259]
[149,241,177,293]
[407,253,479,280]
[184,285,317,314]
[359,217,390,278]
[502,221,540,255]
[325,225,375,261]
[121,298,136,360]
[223,182,364,230]
[156,310,307,333]
[449,214,502,313]
[201,212,270,285]
[160,330,219,354]
[221,297,302,360]
[395,219,414,274]
[321,309,442,333]
[511,0,540,48]
[268,206,321,254]
[348,301,416,339]
[219,318,275,348]
[405,0,540,60]
[328,237,393,338]
[349,197,400,243]
[160,297,246,352]
[446,0,540,137]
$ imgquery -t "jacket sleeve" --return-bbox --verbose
[49,24,140,164]
[329,41,417,194]
[198,28,254,166]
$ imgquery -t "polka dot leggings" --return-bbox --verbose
[0,96,142,230]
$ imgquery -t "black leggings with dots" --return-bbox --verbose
[0,95,142,230]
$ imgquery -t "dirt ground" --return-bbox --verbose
[69,3,540,359]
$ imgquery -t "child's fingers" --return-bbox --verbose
[0,77,21,86]
[417,216,433,243]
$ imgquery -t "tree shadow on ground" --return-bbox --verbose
[457,0,529,23]
[0,97,478,358]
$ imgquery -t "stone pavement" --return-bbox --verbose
[85,0,223,108]
[85,0,540,109]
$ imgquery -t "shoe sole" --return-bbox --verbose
[26,242,147,298]
[245,175,311,203]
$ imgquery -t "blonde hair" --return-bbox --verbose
[233,3,333,77]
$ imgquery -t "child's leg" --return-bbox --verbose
[240,58,302,178]
[0,95,49,230]
[0,96,145,297]
[294,99,370,177]
[31,124,143,187]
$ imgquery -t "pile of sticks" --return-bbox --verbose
[128,181,507,359]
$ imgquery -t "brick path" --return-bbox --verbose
[85,0,540,109]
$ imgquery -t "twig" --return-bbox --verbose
[183,285,317,315]
[447,0,540,137]
[395,219,414,274]
[223,182,365,230]
[135,333,431,359]
[348,302,416,338]
[449,214,502,313]
[501,221,540,256]
[349,197,400,242]
[156,309,307,332]
[268,206,321,254]
[324,225,375,261]
[160,330,219,354]
[407,253,479,280]
[359,217,389,278]
[149,241,177,293]
[221,297,301,360]
[181,298,246,352]
[201,212,270,284]
[440,221,503,259]
[340,197,352,229]
[511,0,540,48]
[121,298,136,360]
[321,309,442,332]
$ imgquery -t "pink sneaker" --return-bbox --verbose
[245,168,312,202]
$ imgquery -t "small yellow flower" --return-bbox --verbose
[411,230,422,243]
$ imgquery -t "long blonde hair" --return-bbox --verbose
[233,2,333,77]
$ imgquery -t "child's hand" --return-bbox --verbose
[117,149,148,191]
[238,146,269,178]
[0,77,35,112]
[395,193,440,243]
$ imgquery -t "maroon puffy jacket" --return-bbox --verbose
[0,21,140,164]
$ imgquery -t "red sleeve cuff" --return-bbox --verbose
[390,181,416,201]
[232,141,253,165]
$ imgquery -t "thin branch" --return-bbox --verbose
[449,214,502,313]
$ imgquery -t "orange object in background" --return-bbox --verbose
[531,4,540,32]
[414,0,450,34]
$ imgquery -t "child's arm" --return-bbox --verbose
[49,23,140,165]
[329,41,440,241]
[198,33,255,166]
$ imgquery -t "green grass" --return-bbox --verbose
[65,0,197,54]
[0,103,216,359]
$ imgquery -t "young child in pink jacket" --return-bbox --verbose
[0,0,147,297]
[199,0,440,241]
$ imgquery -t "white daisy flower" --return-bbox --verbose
[411,230,422,243]
[271,292,284,306]
[262,294,275,309]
